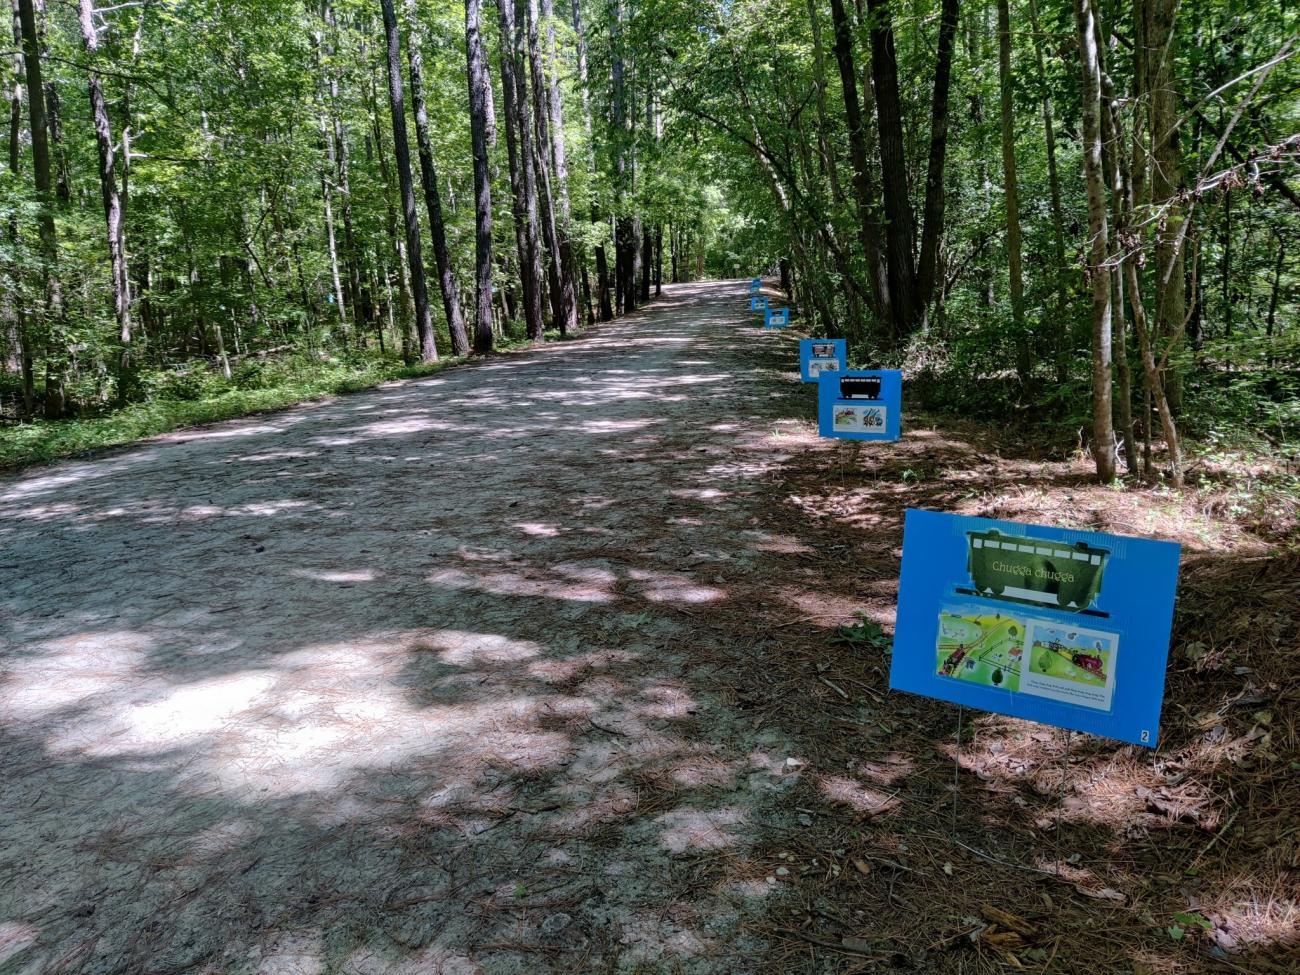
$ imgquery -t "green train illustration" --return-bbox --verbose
[965,529,1109,614]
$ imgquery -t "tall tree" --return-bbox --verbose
[995,0,1027,379]
[496,0,544,340]
[865,0,919,337]
[1076,0,1116,481]
[916,0,960,321]
[379,0,437,361]
[405,0,468,355]
[76,0,133,395]
[828,0,885,323]
[524,0,570,332]
[540,0,578,332]
[465,0,495,352]
[16,0,65,417]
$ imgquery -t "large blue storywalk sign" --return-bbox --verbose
[764,307,790,328]
[749,277,762,293]
[889,510,1181,747]
[799,339,847,382]
[816,370,902,441]
[750,295,769,312]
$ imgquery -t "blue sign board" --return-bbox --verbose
[799,338,847,382]
[816,369,901,441]
[750,295,769,312]
[889,510,1181,747]
[764,307,789,328]
[749,277,762,293]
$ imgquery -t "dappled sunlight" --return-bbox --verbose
[655,806,748,854]
[630,567,727,604]
[0,922,40,967]
[817,774,902,818]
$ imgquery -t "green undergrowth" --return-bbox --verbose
[0,352,462,472]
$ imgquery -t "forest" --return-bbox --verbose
[1,0,1296,479]
[2,2,1300,973]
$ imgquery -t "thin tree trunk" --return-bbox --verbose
[1099,50,1138,473]
[538,0,578,332]
[406,0,468,355]
[380,0,436,361]
[465,0,495,352]
[1076,0,1115,482]
[866,0,919,338]
[1141,0,1185,412]
[654,224,663,296]
[17,0,64,417]
[996,0,1028,381]
[1027,0,1069,381]
[828,0,885,324]
[77,0,134,399]
[916,0,960,318]
[322,0,362,334]
[496,0,544,340]
[524,0,567,333]
[5,0,33,413]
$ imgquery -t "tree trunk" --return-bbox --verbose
[996,0,1028,381]
[654,224,663,296]
[77,0,134,399]
[1027,0,1069,381]
[406,0,468,355]
[524,0,568,333]
[465,0,495,353]
[916,0,960,319]
[1099,50,1139,473]
[380,0,436,361]
[5,0,33,413]
[496,0,544,340]
[639,223,651,302]
[1075,0,1115,482]
[611,1,634,316]
[866,0,919,339]
[17,0,64,417]
[1141,0,1185,412]
[322,0,363,335]
[538,0,578,332]
[828,0,885,325]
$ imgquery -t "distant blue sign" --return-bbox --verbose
[764,307,789,328]
[749,277,762,293]
[799,338,846,382]
[889,510,1181,747]
[816,369,901,441]
[750,296,769,312]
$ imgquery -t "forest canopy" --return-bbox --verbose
[2,0,1297,480]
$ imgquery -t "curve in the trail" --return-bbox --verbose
[0,281,825,974]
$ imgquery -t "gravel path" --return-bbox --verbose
[0,281,830,974]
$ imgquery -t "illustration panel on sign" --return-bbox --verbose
[889,509,1180,747]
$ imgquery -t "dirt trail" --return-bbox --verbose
[0,282,835,974]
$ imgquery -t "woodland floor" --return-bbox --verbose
[1,281,1296,975]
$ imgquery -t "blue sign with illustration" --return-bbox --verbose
[799,338,847,382]
[889,509,1181,747]
[764,307,789,328]
[749,277,762,293]
[750,295,769,312]
[816,369,901,441]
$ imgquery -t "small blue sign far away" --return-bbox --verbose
[750,295,769,311]
[888,509,1181,747]
[764,307,789,328]
[816,369,902,441]
[749,277,762,293]
[799,338,846,382]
